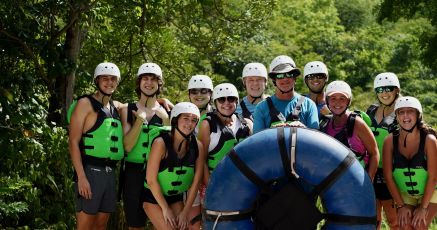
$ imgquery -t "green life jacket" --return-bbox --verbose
[392,130,435,195]
[319,111,371,168]
[366,104,398,168]
[77,95,124,161]
[144,132,198,196]
[205,112,250,171]
[124,103,169,163]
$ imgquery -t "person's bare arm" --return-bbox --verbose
[122,105,146,152]
[356,117,379,180]
[68,98,93,199]
[198,119,211,185]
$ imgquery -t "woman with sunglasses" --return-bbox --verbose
[143,102,204,230]
[120,63,170,230]
[321,81,379,181]
[383,96,437,229]
[366,72,401,229]
[303,61,331,119]
[198,83,252,192]
[185,74,214,229]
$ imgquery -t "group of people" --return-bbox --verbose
[68,55,437,230]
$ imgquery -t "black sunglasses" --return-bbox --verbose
[375,86,396,94]
[306,74,327,81]
[216,96,238,104]
[271,71,299,79]
[189,88,210,95]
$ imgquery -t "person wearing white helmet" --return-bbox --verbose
[253,55,318,133]
[119,62,171,229]
[185,74,214,229]
[366,72,401,229]
[143,102,204,230]
[188,74,214,118]
[382,96,437,229]
[320,80,379,180]
[68,62,124,229]
[303,61,331,118]
[198,83,252,201]
[235,62,268,120]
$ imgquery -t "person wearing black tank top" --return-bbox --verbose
[383,96,437,229]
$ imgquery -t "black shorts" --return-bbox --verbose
[373,168,393,200]
[122,162,147,227]
[143,187,183,205]
[75,164,117,214]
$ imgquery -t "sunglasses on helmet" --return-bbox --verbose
[189,88,210,95]
[216,96,238,104]
[375,86,396,94]
[271,71,299,79]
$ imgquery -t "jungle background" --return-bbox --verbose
[1,0,436,229]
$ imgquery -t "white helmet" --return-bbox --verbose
[374,72,400,89]
[394,96,422,114]
[213,83,239,102]
[170,102,200,121]
[325,80,352,99]
[242,63,268,80]
[304,61,328,81]
[269,55,297,72]
[137,63,162,79]
[188,75,213,90]
[94,62,121,81]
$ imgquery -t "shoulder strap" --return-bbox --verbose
[240,100,253,120]
[346,113,357,137]
[288,96,306,121]
[266,97,286,124]
[127,103,137,125]
[366,104,378,117]
[205,112,218,133]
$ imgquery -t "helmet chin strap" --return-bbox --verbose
[175,126,193,152]
[279,87,294,94]
[249,95,262,104]
[400,121,417,148]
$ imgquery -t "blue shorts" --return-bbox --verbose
[75,164,117,214]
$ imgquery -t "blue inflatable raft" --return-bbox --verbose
[203,127,376,229]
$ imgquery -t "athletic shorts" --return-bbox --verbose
[183,189,201,207]
[75,164,117,214]
[373,168,392,200]
[123,162,147,227]
[401,189,437,206]
[142,187,183,205]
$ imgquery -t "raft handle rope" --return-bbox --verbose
[289,127,299,178]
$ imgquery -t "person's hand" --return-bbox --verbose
[153,105,169,120]
[412,206,428,228]
[162,207,177,229]
[77,176,92,199]
[397,206,412,227]
[132,108,147,122]
[177,209,189,230]
[320,105,331,116]
[158,98,174,112]
[285,121,306,128]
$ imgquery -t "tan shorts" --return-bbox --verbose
[401,189,437,206]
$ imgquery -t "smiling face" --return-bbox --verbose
[215,96,237,116]
[97,75,118,94]
[244,76,266,97]
[376,87,399,106]
[305,74,327,93]
[327,93,350,115]
[189,88,211,108]
[177,113,199,135]
[396,107,419,130]
[275,76,296,93]
[139,74,160,95]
